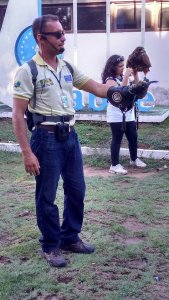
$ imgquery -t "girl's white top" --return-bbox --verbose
[106,77,135,123]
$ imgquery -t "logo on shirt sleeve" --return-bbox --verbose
[14,81,21,88]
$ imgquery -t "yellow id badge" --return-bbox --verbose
[61,95,69,108]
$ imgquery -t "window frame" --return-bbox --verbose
[42,4,73,33]
[157,1,169,31]
[111,1,154,32]
[1,1,169,33]
[77,2,106,33]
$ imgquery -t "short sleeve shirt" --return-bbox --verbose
[13,53,90,125]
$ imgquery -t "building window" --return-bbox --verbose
[77,4,106,32]
[116,7,138,29]
[42,5,72,31]
[158,5,169,30]
[113,3,152,32]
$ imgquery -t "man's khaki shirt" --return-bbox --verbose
[13,53,90,125]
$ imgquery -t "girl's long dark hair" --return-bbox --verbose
[101,55,124,83]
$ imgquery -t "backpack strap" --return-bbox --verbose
[27,59,38,109]
[63,60,74,77]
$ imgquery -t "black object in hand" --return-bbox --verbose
[107,80,158,111]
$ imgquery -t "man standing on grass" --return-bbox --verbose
[12,14,112,268]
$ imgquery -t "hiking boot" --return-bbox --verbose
[61,240,95,254]
[109,164,128,175]
[41,248,67,267]
[130,158,147,168]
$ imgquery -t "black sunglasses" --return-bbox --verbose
[116,56,124,62]
[41,30,65,39]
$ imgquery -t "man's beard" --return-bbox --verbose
[58,47,65,54]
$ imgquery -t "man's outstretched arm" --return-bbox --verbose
[81,79,110,98]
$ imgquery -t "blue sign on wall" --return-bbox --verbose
[137,92,155,112]
[73,90,155,112]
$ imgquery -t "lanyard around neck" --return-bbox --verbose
[49,69,62,90]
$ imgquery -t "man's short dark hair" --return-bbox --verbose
[32,15,59,42]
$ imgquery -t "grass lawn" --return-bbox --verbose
[1,117,169,299]
[0,151,169,299]
[1,117,169,150]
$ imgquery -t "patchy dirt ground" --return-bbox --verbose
[84,165,157,179]
[1,155,169,299]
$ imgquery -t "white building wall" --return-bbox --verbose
[64,31,169,105]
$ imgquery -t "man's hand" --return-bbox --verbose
[22,150,40,176]
[125,67,133,76]
[129,80,158,98]
[129,81,148,98]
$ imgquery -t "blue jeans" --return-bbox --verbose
[30,127,86,252]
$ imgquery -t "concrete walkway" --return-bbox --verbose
[1,142,169,160]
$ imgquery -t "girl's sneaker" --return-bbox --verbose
[130,158,147,168]
[109,164,128,175]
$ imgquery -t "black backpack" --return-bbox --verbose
[25,59,74,131]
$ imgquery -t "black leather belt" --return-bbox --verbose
[33,113,74,124]
[36,124,74,132]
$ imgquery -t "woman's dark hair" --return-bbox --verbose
[32,14,59,43]
[101,55,124,83]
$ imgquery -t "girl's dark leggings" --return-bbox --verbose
[109,121,138,166]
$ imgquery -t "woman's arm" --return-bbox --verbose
[132,69,139,84]
[122,68,132,86]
